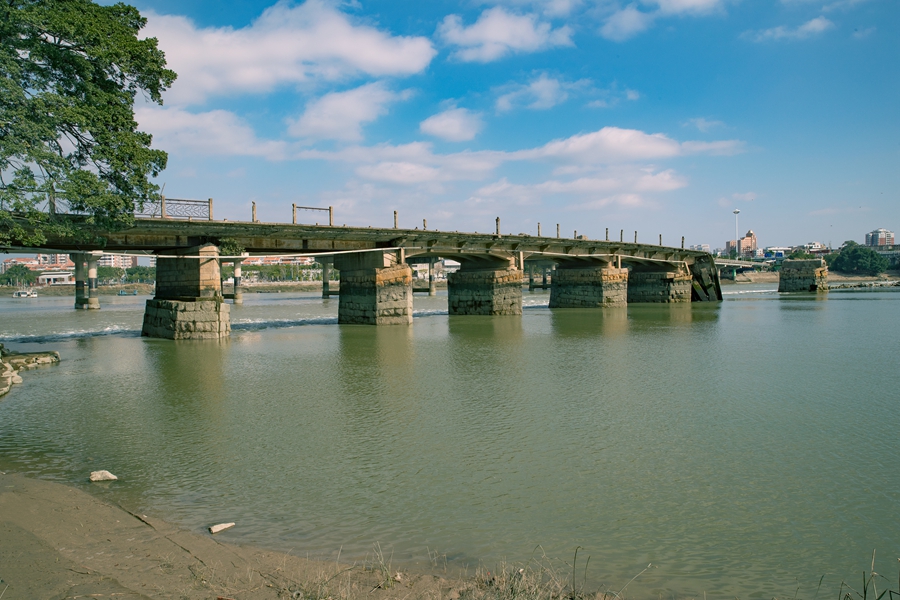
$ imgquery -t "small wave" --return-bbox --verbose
[722,288,778,295]
[524,302,550,309]
[413,309,447,317]
[232,317,338,331]
[0,326,140,344]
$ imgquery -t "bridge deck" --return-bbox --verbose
[27,218,713,268]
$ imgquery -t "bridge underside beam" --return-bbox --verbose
[335,251,412,325]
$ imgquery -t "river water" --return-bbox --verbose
[1,285,898,598]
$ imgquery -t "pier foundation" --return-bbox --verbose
[448,265,522,315]
[549,264,628,307]
[141,244,230,340]
[335,252,412,325]
[778,259,828,292]
[627,269,692,303]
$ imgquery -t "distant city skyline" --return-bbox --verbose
[104,0,898,252]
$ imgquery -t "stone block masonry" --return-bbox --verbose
[141,299,231,340]
[778,259,828,292]
[155,243,221,299]
[338,264,413,325]
[549,267,628,307]
[627,271,692,303]
[448,268,523,315]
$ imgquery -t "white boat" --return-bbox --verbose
[12,289,38,298]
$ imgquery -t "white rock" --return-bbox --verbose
[11,375,22,384]
[209,522,235,534]
[89,470,118,482]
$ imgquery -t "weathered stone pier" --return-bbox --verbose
[778,258,829,293]
[140,244,230,340]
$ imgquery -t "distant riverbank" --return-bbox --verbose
[5,271,897,297]
[723,270,900,285]
[0,283,155,297]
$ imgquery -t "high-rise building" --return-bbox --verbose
[97,254,136,269]
[865,228,894,247]
[724,231,758,257]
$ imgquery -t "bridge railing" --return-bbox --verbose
[33,196,213,220]
[136,197,212,220]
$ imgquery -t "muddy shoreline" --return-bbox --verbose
[0,472,478,599]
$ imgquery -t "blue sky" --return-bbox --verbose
[128,0,898,250]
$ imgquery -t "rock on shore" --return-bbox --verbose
[0,343,60,398]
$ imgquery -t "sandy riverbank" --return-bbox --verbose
[0,472,468,599]
[0,471,600,600]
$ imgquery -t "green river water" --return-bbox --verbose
[1,284,898,598]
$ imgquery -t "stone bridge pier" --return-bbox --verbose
[447,257,523,315]
[627,265,693,303]
[778,258,828,292]
[141,243,230,340]
[548,258,628,307]
[333,251,412,325]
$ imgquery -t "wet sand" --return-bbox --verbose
[0,472,466,599]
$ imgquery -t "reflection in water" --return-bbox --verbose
[0,290,899,599]
[548,307,629,337]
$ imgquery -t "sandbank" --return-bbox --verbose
[0,472,473,599]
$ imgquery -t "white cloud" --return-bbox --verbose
[516,127,744,162]
[298,142,506,184]
[518,127,679,162]
[586,83,641,108]
[496,73,584,111]
[853,26,875,39]
[685,117,725,132]
[136,105,288,159]
[298,126,743,189]
[681,140,744,155]
[468,167,686,208]
[823,0,873,12]
[438,7,573,62]
[144,0,435,105]
[483,0,583,17]
[648,0,723,15]
[600,5,655,41]
[420,108,484,141]
[356,162,443,184]
[745,16,835,42]
[287,82,409,142]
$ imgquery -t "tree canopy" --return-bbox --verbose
[830,242,888,276]
[96,265,124,283]
[0,0,175,247]
[125,264,154,282]
[0,263,37,285]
